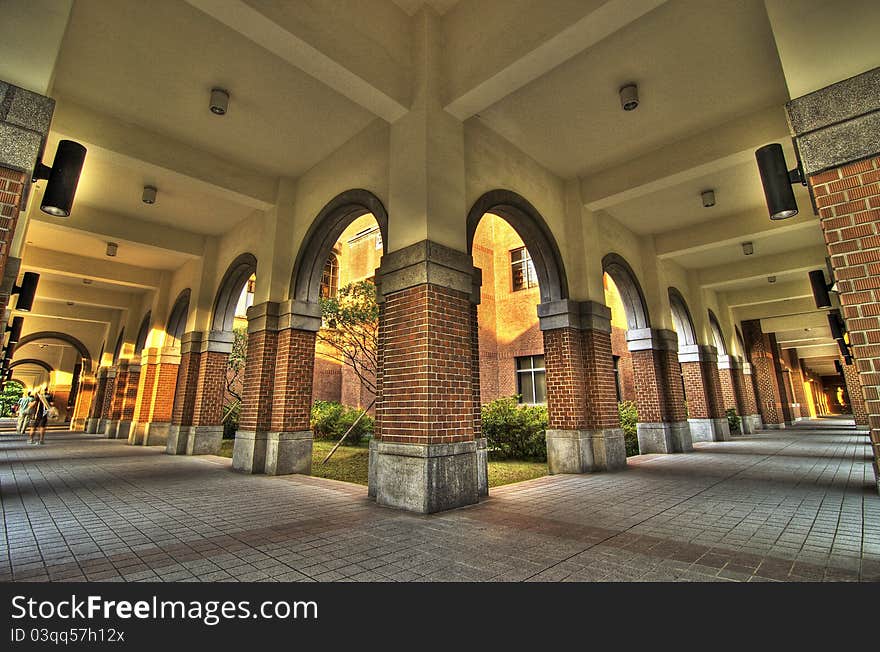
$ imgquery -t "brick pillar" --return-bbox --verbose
[85,368,108,433]
[538,300,626,473]
[741,362,763,430]
[129,350,157,444]
[470,269,488,496]
[232,302,280,473]
[679,345,730,442]
[129,347,180,446]
[116,363,139,441]
[70,374,95,431]
[785,351,809,422]
[185,331,235,455]
[103,360,129,438]
[840,357,869,427]
[167,332,202,454]
[626,328,692,454]
[369,242,479,513]
[719,356,757,434]
[741,320,790,428]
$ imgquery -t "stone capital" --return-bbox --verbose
[200,330,235,354]
[375,240,474,299]
[179,331,204,354]
[626,328,678,352]
[678,344,718,364]
[537,299,611,333]
[717,354,742,370]
[246,301,281,334]
[278,299,322,333]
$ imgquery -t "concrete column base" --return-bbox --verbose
[264,431,312,475]
[688,418,730,442]
[232,431,268,473]
[85,418,100,434]
[368,439,379,499]
[745,414,762,432]
[763,422,786,430]
[103,419,120,439]
[475,437,488,497]
[373,440,478,514]
[71,417,86,431]
[143,421,170,446]
[637,421,693,454]
[165,424,188,455]
[96,419,109,434]
[115,420,132,440]
[187,425,224,456]
[128,422,146,445]
[546,428,627,473]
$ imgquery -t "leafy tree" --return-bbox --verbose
[0,380,25,417]
[317,280,378,395]
[222,326,247,436]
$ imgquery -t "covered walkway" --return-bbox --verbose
[2,418,877,582]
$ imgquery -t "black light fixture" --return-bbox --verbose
[834,359,844,375]
[32,140,87,217]
[844,353,854,365]
[619,83,639,111]
[5,316,23,345]
[12,272,40,312]
[809,269,833,309]
[210,88,230,115]
[755,143,805,220]
[837,337,851,359]
[828,310,846,341]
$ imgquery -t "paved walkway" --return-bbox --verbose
[1,418,878,582]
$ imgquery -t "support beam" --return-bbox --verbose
[13,299,119,325]
[34,280,138,311]
[23,247,163,290]
[733,298,819,322]
[698,246,827,288]
[721,280,813,308]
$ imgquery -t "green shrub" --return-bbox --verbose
[481,396,548,461]
[726,408,741,434]
[222,401,240,439]
[618,400,639,457]
[0,381,24,417]
[310,400,373,446]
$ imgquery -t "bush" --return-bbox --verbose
[222,401,240,439]
[618,400,639,457]
[0,381,24,417]
[310,400,373,446]
[726,408,741,434]
[481,396,547,461]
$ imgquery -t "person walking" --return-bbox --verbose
[16,391,32,435]
[28,392,51,445]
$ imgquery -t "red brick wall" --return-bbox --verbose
[270,328,316,432]
[171,351,200,426]
[376,284,474,445]
[100,374,116,421]
[71,376,95,427]
[810,155,880,474]
[611,327,636,402]
[719,368,738,412]
[191,351,228,426]
[147,361,178,422]
[238,329,278,432]
[742,320,786,425]
[681,361,710,419]
[108,364,129,421]
[631,348,687,423]
[840,358,868,425]
[120,369,139,421]
[133,360,156,423]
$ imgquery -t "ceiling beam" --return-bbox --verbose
[732,297,818,322]
[13,299,119,325]
[581,105,791,210]
[444,0,666,120]
[721,279,813,308]
[185,0,409,123]
[761,311,829,333]
[698,245,827,288]
[23,247,163,290]
[51,99,277,210]
[33,280,136,310]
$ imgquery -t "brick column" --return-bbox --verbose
[742,320,790,428]
[103,360,129,438]
[840,357,869,427]
[129,347,180,446]
[70,374,95,431]
[186,331,235,455]
[85,368,109,433]
[232,302,280,473]
[167,332,202,454]
[116,363,139,441]
[129,350,157,444]
[719,356,757,434]
[538,300,626,473]
[470,268,488,496]
[369,241,479,513]
[785,351,809,422]
[679,345,730,442]
[626,328,692,454]
[786,67,880,489]
[741,363,763,430]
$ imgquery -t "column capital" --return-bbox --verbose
[200,330,235,354]
[245,301,281,334]
[278,300,322,333]
[626,328,678,352]
[679,344,719,364]
[374,240,473,299]
[179,331,204,354]
[718,354,742,370]
[537,299,611,333]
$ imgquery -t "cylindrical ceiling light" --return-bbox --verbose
[741,241,754,255]
[35,140,87,217]
[619,83,638,111]
[755,143,801,220]
[701,189,716,208]
[809,269,832,309]
[142,185,157,204]
[14,272,40,312]
[210,88,230,115]
[106,242,118,257]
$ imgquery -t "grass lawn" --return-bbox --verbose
[217,439,548,488]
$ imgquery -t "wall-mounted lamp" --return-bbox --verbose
[142,185,157,204]
[834,359,845,375]
[12,272,39,312]
[31,140,87,217]
[828,309,846,341]
[701,189,716,208]
[755,143,806,220]
[837,337,851,359]
[5,316,23,345]
[809,269,834,309]
[106,242,118,257]
[741,241,754,256]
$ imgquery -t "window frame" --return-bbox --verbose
[510,246,538,292]
[515,354,547,404]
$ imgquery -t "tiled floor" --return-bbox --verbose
[1,418,878,582]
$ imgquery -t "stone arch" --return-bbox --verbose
[466,189,568,303]
[735,326,746,358]
[211,253,257,333]
[16,331,93,370]
[290,189,388,305]
[10,358,54,374]
[602,253,650,330]
[134,311,151,356]
[708,310,728,355]
[668,288,696,350]
[112,328,125,362]
[165,289,191,348]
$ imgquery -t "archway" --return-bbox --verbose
[211,253,257,333]
[165,289,190,349]
[708,310,728,356]
[9,359,54,391]
[15,331,93,371]
[602,253,650,331]
[134,311,151,358]
[112,328,125,363]
[668,288,697,350]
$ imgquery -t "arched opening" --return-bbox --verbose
[669,289,697,350]
[112,328,125,363]
[708,310,728,356]
[602,254,650,331]
[211,253,257,333]
[134,311,151,358]
[164,289,191,349]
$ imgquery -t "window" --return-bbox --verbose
[516,355,546,404]
[320,253,339,299]
[613,355,622,401]
[511,247,538,292]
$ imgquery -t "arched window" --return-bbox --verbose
[320,253,339,299]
